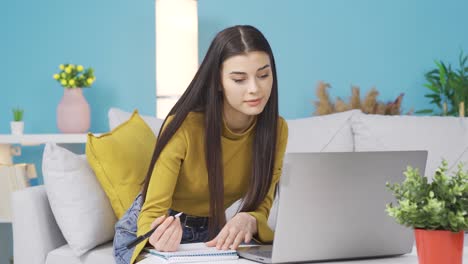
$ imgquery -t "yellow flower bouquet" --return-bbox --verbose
[53,64,95,88]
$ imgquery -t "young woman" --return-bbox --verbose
[113,25,289,264]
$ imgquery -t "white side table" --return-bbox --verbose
[0,134,91,165]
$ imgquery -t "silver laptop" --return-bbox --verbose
[238,151,428,263]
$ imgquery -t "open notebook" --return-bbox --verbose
[143,242,239,263]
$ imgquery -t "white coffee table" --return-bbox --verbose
[137,245,468,264]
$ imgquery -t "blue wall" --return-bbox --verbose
[198,0,468,118]
[1,0,156,181]
[0,0,467,262]
[1,0,156,135]
[2,0,467,141]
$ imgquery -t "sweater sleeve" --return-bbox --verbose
[130,118,188,264]
[247,118,288,243]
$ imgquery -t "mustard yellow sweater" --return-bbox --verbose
[131,112,288,263]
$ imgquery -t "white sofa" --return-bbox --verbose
[12,109,468,264]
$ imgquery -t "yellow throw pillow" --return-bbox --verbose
[86,110,156,219]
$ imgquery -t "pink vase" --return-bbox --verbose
[56,88,91,133]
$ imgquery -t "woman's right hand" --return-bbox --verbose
[148,215,183,252]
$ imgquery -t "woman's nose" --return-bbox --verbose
[247,80,259,94]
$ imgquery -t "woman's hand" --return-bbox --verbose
[148,215,183,252]
[205,212,257,250]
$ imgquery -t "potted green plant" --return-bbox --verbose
[52,63,95,133]
[386,160,468,264]
[11,107,24,135]
[452,51,468,116]
[417,50,468,116]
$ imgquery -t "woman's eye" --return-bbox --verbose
[259,74,269,79]
[233,79,245,83]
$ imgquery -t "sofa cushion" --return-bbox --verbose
[286,110,362,153]
[86,110,157,219]
[42,143,116,256]
[351,113,468,179]
[108,107,163,136]
[46,242,114,264]
[12,186,67,264]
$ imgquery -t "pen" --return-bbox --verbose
[125,212,184,249]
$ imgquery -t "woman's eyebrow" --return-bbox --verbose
[229,71,246,75]
[257,64,270,71]
[229,64,270,75]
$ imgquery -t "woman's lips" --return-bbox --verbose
[245,98,262,107]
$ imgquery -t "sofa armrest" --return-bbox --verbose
[12,186,66,264]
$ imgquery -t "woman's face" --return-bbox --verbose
[221,51,273,120]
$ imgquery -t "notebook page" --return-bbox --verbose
[140,253,240,264]
[162,255,238,263]
[145,242,237,258]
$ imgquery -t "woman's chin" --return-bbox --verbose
[240,105,266,116]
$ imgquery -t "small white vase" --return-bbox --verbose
[10,121,24,135]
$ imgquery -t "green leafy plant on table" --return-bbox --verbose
[12,107,24,122]
[386,160,467,264]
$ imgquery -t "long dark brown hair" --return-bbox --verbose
[142,25,279,239]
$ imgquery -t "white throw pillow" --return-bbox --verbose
[351,113,468,179]
[286,110,362,153]
[42,143,117,256]
[108,107,164,136]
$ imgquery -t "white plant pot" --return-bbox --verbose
[10,121,24,135]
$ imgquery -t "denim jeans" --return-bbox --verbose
[113,193,209,264]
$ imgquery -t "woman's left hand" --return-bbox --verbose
[205,212,257,250]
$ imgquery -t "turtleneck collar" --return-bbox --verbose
[222,115,257,140]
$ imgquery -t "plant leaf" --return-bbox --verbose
[415,109,433,114]
[423,84,440,93]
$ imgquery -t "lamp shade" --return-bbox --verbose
[156,0,198,119]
